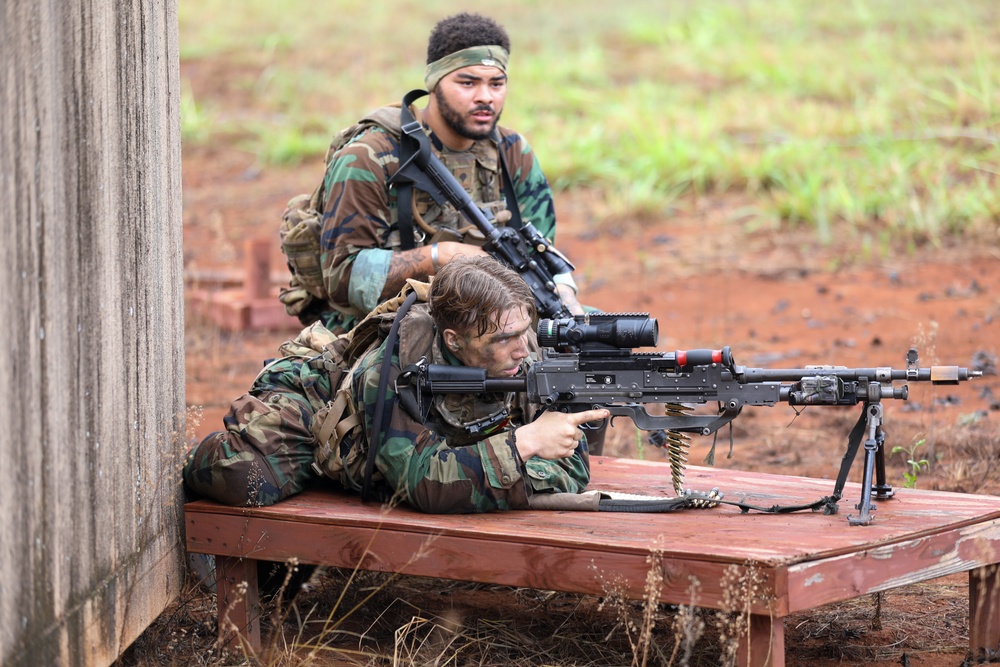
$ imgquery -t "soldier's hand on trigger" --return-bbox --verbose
[513,408,610,460]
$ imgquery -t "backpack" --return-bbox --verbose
[277,105,404,321]
[269,279,431,492]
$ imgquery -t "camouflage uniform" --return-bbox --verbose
[317,117,561,333]
[182,302,591,513]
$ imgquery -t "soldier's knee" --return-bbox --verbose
[182,431,283,507]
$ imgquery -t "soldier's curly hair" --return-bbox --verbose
[426,13,511,64]
[430,255,535,338]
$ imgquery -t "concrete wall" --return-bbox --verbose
[0,1,184,665]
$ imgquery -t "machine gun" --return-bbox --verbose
[401,313,982,525]
[388,90,575,321]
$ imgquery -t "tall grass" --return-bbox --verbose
[179,0,1000,245]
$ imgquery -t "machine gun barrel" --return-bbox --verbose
[738,365,978,384]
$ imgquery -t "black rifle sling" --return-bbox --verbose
[719,407,869,517]
[393,90,426,251]
[361,289,420,502]
[394,89,522,250]
[597,494,833,515]
[396,183,416,250]
[494,130,523,230]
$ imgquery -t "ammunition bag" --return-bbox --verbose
[277,188,328,318]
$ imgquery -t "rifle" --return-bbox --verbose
[388,90,575,321]
[400,313,983,525]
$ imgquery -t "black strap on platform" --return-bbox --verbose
[599,407,873,515]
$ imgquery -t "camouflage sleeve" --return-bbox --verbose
[320,129,400,316]
[524,454,590,494]
[511,392,590,495]
[498,128,557,242]
[350,342,587,513]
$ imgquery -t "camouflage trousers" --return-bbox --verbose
[183,356,331,507]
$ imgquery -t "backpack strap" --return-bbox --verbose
[361,288,420,501]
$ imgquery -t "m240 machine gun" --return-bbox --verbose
[403,313,982,525]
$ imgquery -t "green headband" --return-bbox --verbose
[424,45,509,91]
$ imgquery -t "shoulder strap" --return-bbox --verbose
[361,288,420,501]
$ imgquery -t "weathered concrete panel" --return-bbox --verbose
[0,1,184,665]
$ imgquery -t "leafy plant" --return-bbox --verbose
[891,437,930,488]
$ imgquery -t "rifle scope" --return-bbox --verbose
[537,313,658,350]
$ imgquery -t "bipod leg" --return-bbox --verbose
[872,424,894,500]
[826,409,869,516]
[849,404,884,526]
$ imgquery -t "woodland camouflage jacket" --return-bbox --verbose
[340,303,591,513]
[318,119,559,333]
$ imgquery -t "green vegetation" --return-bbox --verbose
[891,437,931,488]
[179,0,999,245]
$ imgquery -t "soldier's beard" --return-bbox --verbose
[434,87,502,141]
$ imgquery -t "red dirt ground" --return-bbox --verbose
[178,139,1000,666]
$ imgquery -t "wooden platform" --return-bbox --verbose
[185,457,1000,666]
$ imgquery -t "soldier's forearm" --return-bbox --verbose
[380,243,489,299]
[381,247,434,299]
[555,283,584,315]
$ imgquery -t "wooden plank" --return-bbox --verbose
[186,460,1000,567]
[216,556,261,652]
[969,564,1000,660]
[186,459,1000,617]
[785,518,1000,612]
[185,458,1000,664]
[737,614,784,667]
[187,511,782,614]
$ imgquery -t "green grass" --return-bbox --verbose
[179,0,1000,246]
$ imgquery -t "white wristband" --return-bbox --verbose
[430,243,441,272]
